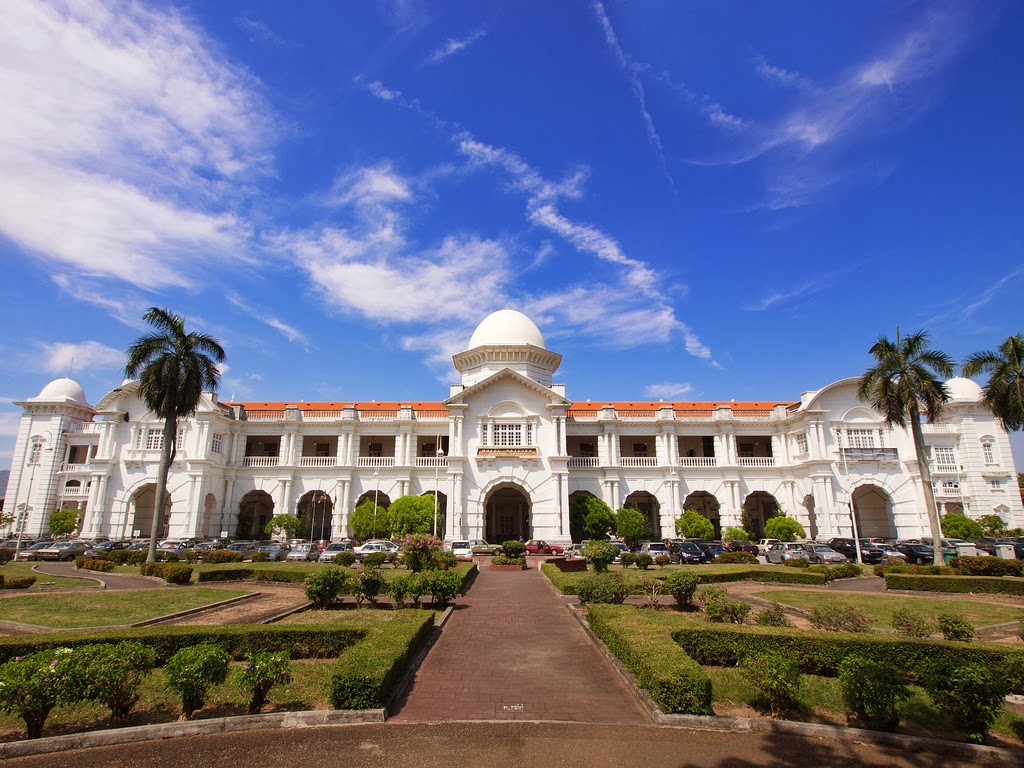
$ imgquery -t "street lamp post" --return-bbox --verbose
[13,435,48,561]
[432,447,445,538]
[373,469,380,539]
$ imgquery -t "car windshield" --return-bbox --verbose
[809,546,831,552]
[452,542,470,549]
[679,543,701,552]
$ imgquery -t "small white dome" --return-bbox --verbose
[35,377,89,405]
[468,309,546,349]
[945,377,984,402]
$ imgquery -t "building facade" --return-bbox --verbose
[4,310,1022,544]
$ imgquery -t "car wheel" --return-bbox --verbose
[493,548,502,556]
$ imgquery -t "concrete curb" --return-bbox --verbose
[0,709,385,759]
[385,605,454,716]
[566,603,1024,763]
[131,591,260,626]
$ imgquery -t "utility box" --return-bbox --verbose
[954,543,977,558]
[995,544,1015,560]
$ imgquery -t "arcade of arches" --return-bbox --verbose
[237,490,274,540]
[623,491,660,540]
[742,491,781,539]
[683,491,721,539]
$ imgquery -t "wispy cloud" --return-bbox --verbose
[235,16,289,46]
[426,28,486,65]
[30,341,123,376]
[0,0,277,289]
[654,70,750,133]
[50,275,149,328]
[922,264,1024,328]
[645,382,694,399]
[744,281,824,312]
[226,293,310,349]
[753,56,812,90]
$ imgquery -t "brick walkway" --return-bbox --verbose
[391,564,650,724]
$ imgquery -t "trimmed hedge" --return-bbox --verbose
[328,611,435,709]
[197,567,311,584]
[76,557,116,573]
[587,604,713,714]
[139,562,193,584]
[540,563,828,594]
[0,623,364,665]
[952,556,1024,577]
[672,623,1024,693]
[873,564,955,577]
[0,576,35,589]
[884,573,1024,595]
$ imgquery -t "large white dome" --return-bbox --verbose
[945,377,984,403]
[468,309,546,349]
[34,377,89,406]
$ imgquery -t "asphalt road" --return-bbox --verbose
[2,722,1017,768]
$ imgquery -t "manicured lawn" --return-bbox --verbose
[0,587,251,628]
[114,559,474,584]
[1,563,99,589]
[750,589,1024,629]
[542,562,827,594]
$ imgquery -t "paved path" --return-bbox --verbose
[392,564,650,724]
[31,562,169,590]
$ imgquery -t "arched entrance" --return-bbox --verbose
[355,491,392,510]
[682,491,721,539]
[802,494,818,540]
[200,493,216,538]
[237,490,274,540]
[851,485,896,539]
[742,491,781,539]
[297,490,334,541]
[129,483,171,539]
[623,491,661,540]
[421,491,448,539]
[484,484,531,543]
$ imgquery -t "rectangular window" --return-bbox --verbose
[982,442,995,464]
[420,441,436,457]
[493,423,523,446]
[934,446,956,465]
[795,433,808,455]
[368,442,383,457]
[846,429,876,449]
[28,440,44,465]
[210,433,224,454]
[990,480,1004,492]
[146,429,163,451]
[738,442,754,457]
[632,442,649,457]
[579,442,595,457]
[315,442,330,457]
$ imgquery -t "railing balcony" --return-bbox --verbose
[841,447,899,461]
[61,486,90,497]
[60,462,93,473]
[935,485,962,497]
[567,457,600,468]
[415,411,450,421]
[303,410,341,420]
[678,457,716,468]
[359,410,398,421]
[932,463,959,474]
[618,411,658,420]
[732,410,774,421]
[246,410,285,421]
[737,457,775,468]
[620,457,658,468]
[414,457,449,468]
[566,411,599,421]
[298,456,337,467]
[65,422,102,434]
[673,410,715,421]
[357,456,396,467]
[242,456,280,467]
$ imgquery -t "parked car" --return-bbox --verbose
[638,541,671,560]
[893,542,954,564]
[877,544,906,561]
[607,540,628,563]
[450,540,474,558]
[673,540,709,564]
[756,539,782,555]
[288,538,310,548]
[523,539,564,556]
[727,540,759,554]
[563,543,587,558]
[226,541,258,560]
[802,543,847,564]
[697,542,728,561]
[827,538,884,564]
[354,541,392,560]
[37,539,89,561]
[157,539,195,555]
[84,540,131,557]
[126,540,151,552]
[469,539,503,555]
[765,542,809,564]
[903,539,958,561]
[286,543,320,562]
[319,541,353,563]
[257,542,289,561]
[15,541,53,561]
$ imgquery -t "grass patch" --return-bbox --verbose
[0,564,98,589]
[750,590,1024,629]
[0,588,250,628]
[542,563,827,595]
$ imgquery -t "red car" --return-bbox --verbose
[727,540,759,554]
[523,539,564,555]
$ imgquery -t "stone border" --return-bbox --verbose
[566,603,1024,764]
[385,605,454,716]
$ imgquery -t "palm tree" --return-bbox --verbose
[858,329,954,565]
[962,333,1024,432]
[125,308,226,562]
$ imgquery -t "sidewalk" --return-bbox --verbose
[391,564,650,724]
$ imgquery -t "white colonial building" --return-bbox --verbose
[4,310,1022,545]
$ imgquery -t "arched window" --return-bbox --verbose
[980,437,997,465]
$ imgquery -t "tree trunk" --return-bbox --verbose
[909,401,944,566]
[147,416,177,563]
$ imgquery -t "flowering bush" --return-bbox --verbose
[583,540,619,573]
[353,567,386,606]
[304,568,351,608]
[400,533,442,572]
[163,644,230,719]
[0,647,80,738]
[72,641,156,722]
[235,651,291,713]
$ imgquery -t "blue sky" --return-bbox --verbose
[1,0,1022,471]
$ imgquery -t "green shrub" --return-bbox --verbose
[0,577,36,590]
[164,553,181,563]
[163,643,230,719]
[874,563,952,577]
[763,516,806,542]
[251,552,269,563]
[0,547,14,565]
[491,555,526,566]
[139,562,193,584]
[619,552,636,568]
[575,572,629,604]
[654,555,670,567]
[352,568,386,606]
[203,549,244,564]
[923,660,1006,743]
[78,557,116,573]
[783,558,810,568]
[838,655,908,732]
[721,527,753,544]
[639,577,664,610]
[698,586,751,624]
[952,556,1024,577]
[937,613,973,642]
[387,574,419,608]
[586,605,713,715]
[634,553,654,570]
[884,573,1024,595]
[663,571,699,610]
[400,534,442,572]
[334,551,357,567]
[436,551,459,570]
[583,540,620,573]
[420,569,462,608]
[362,552,388,569]
[109,550,131,566]
[500,540,526,558]
[717,551,758,565]
[304,567,350,607]
[754,603,792,628]
[235,651,291,713]
[891,609,934,638]
[71,641,156,722]
[807,602,869,633]
[740,651,801,717]
[0,647,80,738]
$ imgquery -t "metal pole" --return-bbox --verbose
[13,438,43,559]
[432,448,444,537]
[373,469,380,539]
[837,428,863,564]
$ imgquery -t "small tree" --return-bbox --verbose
[48,508,78,537]
[349,500,389,540]
[387,495,435,537]
[977,514,1007,537]
[163,644,230,719]
[265,513,302,540]
[615,506,648,548]
[0,648,80,738]
[569,494,615,541]
[235,652,291,714]
[940,512,984,540]
[73,642,156,723]
[721,526,753,544]
[675,509,714,539]
[763,515,805,542]
[400,533,442,572]
[583,540,619,573]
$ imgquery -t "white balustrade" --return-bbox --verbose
[620,457,658,468]
[414,457,449,468]
[299,456,337,467]
[567,457,600,468]
[246,410,285,421]
[303,410,341,420]
[678,457,716,468]
[357,456,396,467]
[737,457,776,467]
[242,456,280,467]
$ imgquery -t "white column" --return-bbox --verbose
[221,479,235,537]
[340,479,352,537]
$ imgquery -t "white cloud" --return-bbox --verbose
[50,274,147,327]
[225,293,310,348]
[326,163,413,212]
[235,17,288,46]
[753,57,810,89]
[426,28,486,65]
[0,0,277,288]
[645,382,694,399]
[35,341,123,375]
[745,281,823,311]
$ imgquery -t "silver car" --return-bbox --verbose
[802,543,848,564]
[286,543,319,562]
[766,542,809,564]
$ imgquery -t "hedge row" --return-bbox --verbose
[884,573,1024,595]
[328,611,435,709]
[197,567,311,584]
[0,575,35,589]
[0,623,365,665]
[586,604,713,714]
[139,562,193,584]
[672,622,1024,693]
[541,564,828,594]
